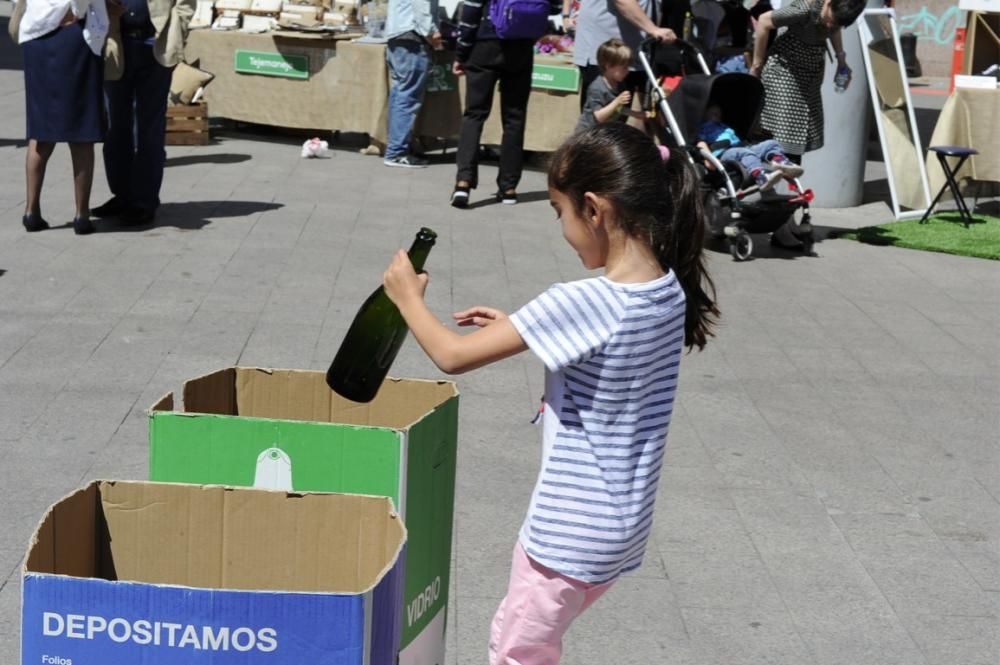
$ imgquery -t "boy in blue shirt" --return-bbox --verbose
[696,103,804,191]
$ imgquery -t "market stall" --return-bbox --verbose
[183,28,581,152]
[925,2,1000,198]
[925,86,1000,197]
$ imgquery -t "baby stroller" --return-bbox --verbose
[638,38,815,260]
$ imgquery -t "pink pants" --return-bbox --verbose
[488,543,615,665]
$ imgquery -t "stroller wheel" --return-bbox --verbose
[730,232,753,261]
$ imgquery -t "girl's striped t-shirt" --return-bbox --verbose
[509,272,686,584]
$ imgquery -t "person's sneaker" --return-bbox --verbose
[496,190,517,205]
[384,154,429,169]
[451,184,470,209]
[769,156,805,178]
[91,196,127,218]
[752,169,783,192]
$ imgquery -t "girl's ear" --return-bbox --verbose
[582,192,606,230]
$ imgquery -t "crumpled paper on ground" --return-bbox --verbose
[301,137,330,158]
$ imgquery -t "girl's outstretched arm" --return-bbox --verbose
[383,251,528,375]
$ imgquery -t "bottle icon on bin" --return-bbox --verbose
[254,447,293,491]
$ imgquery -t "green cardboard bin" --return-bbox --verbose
[148,367,458,665]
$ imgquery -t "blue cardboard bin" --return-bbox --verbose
[21,481,406,665]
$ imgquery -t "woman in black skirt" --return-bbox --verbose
[749,0,865,161]
[19,0,115,234]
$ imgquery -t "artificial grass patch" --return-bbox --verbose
[838,212,1000,260]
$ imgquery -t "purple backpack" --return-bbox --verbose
[489,0,552,39]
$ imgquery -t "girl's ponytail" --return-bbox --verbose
[549,123,719,350]
[661,153,719,350]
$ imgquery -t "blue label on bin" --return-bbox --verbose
[23,574,373,664]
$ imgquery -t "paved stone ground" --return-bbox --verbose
[0,15,998,665]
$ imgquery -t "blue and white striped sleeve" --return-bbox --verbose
[509,282,618,372]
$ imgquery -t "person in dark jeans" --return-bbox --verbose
[450,0,560,208]
[92,0,195,225]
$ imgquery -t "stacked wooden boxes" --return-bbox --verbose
[166,103,210,145]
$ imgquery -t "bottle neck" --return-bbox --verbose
[407,234,436,272]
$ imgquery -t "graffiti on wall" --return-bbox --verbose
[897,5,962,45]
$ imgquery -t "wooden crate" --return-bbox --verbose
[165,103,210,146]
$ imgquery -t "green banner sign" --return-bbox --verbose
[531,63,579,92]
[234,49,310,79]
[426,63,458,93]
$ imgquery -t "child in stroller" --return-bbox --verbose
[695,103,805,193]
[633,37,815,260]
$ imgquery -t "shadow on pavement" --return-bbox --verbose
[512,190,550,204]
[165,153,252,168]
[705,220,865,260]
[465,190,549,210]
[94,200,284,233]
[705,236,814,261]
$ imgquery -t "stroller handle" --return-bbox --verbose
[639,36,696,58]
[638,36,712,76]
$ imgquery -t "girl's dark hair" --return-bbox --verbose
[548,123,719,350]
[831,0,865,27]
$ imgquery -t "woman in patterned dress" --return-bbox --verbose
[749,0,866,161]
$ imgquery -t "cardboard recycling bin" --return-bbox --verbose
[21,480,406,664]
[148,367,459,665]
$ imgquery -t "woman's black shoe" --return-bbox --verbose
[73,216,95,235]
[22,213,49,232]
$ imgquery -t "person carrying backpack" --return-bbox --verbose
[449,0,562,208]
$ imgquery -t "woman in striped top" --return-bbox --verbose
[384,123,718,664]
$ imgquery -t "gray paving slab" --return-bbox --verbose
[0,580,20,664]
[679,605,814,665]
[0,42,997,665]
[901,612,999,665]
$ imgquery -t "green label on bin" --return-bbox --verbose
[427,63,457,93]
[532,64,579,92]
[149,387,459,654]
[234,49,310,79]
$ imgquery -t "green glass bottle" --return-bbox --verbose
[326,227,437,402]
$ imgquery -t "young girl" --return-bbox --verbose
[383,123,718,664]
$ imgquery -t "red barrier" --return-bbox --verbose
[950,26,967,94]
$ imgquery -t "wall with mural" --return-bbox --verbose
[894,0,965,79]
